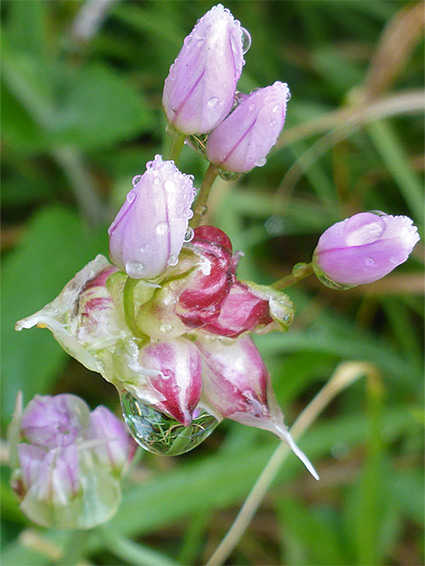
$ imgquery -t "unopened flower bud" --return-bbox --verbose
[108,155,195,279]
[87,406,136,475]
[206,81,289,172]
[312,212,420,288]
[197,336,318,478]
[136,339,202,426]
[162,4,245,135]
[8,394,135,528]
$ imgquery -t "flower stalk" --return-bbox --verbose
[190,163,220,228]
[272,262,314,290]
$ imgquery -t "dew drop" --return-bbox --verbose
[186,209,194,220]
[389,256,401,265]
[241,27,252,54]
[153,177,160,185]
[315,271,354,290]
[125,261,145,278]
[286,89,292,102]
[167,254,178,266]
[272,105,280,113]
[120,392,219,456]
[218,169,239,182]
[365,257,376,266]
[269,119,277,128]
[164,180,175,192]
[132,175,142,186]
[207,97,219,109]
[184,227,194,242]
[196,205,208,217]
[156,222,168,235]
[255,157,267,167]
[126,189,136,203]
[249,103,255,111]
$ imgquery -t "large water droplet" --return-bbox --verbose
[121,393,219,456]
[125,261,145,278]
[132,175,142,186]
[156,222,168,235]
[241,27,252,54]
[218,170,239,182]
[255,157,267,168]
[195,204,208,217]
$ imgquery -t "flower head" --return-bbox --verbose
[8,393,136,528]
[162,4,245,135]
[312,212,420,288]
[206,81,289,172]
[108,155,195,280]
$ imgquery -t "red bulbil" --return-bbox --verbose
[179,226,234,312]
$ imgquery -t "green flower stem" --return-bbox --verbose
[123,276,145,339]
[189,163,220,229]
[206,361,378,566]
[167,132,186,163]
[59,529,90,566]
[272,262,314,290]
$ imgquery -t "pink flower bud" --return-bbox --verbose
[108,155,195,279]
[197,336,318,478]
[162,4,245,135]
[137,339,202,426]
[20,394,89,450]
[87,406,137,475]
[312,212,420,288]
[206,81,289,172]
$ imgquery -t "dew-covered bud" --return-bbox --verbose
[8,393,135,528]
[108,155,195,280]
[135,339,202,426]
[162,4,246,135]
[312,212,420,288]
[197,336,318,478]
[206,81,289,172]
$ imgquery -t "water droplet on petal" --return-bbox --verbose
[272,105,280,113]
[269,119,277,128]
[389,256,401,265]
[207,97,219,109]
[167,254,178,266]
[156,222,168,235]
[365,257,375,266]
[184,227,194,242]
[186,209,194,220]
[120,393,219,456]
[315,271,354,290]
[126,189,137,203]
[125,261,145,278]
[255,157,267,167]
[241,27,252,54]
[249,104,255,111]
[132,175,142,186]
[286,89,292,102]
[164,180,175,192]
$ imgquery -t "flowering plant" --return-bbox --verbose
[5,2,422,563]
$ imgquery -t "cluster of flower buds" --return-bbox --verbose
[8,393,136,529]
[16,216,317,473]
[162,4,289,172]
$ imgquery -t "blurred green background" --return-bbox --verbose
[1,1,424,565]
